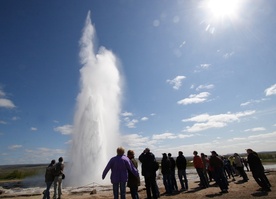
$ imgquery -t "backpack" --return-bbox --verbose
[54,162,62,176]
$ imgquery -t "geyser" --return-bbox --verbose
[66,11,122,186]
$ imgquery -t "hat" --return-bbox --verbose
[178,151,183,154]
[210,151,217,155]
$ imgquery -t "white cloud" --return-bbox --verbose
[152,132,178,140]
[244,127,266,132]
[9,145,23,150]
[240,98,267,106]
[122,134,150,148]
[121,111,133,117]
[141,117,148,121]
[30,127,38,131]
[166,76,186,90]
[201,64,211,69]
[0,120,7,124]
[0,88,16,109]
[265,84,276,96]
[12,116,20,121]
[0,98,16,109]
[177,92,210,105]
[196,84,214,91]
[182,110,256,132]
[124,117,139,128]
[54,124,73,135]
[179,41,186,48]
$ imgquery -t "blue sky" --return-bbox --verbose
[1,0,276,165]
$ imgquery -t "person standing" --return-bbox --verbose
[233,153,249,182]
[168,153,178,192]
[209,151,229,194]
[246,149,271,192]
[43,160,56,199]
[139,148,159,199]
[127,150,140,199]
[161,153,172,195]
[193,151,209,188]
[176,151,188,190]
[53,157,64,199]
[102,147,139,199]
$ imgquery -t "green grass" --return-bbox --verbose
[0,164,46,181]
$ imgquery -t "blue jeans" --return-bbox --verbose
[113,182,126,199]
[43,181,53,199]
[129,186,139,199]
[162,174,172,194]
[178,169,188,190]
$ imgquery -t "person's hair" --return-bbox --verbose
[127,150,134,156]
[51,159,56,165]
[117,147,125,155]
[193,151,198,155]
[58,157,63,162]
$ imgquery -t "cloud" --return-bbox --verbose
[0,99,16,109]
[9,145,23,150]
[244,127,266,132]
[240,98,267,106]
[30,127,38,131]
[166,76,186,90]
[179,41,186,48]
[54,124,73,135]
[196,84,214,91]
[177,92,210,105]
[0,120,7,124]
[265,84,276,96]
[152,132,178,140]
[121,111,133,117]
[200,64,211,69]
[182,110,256,132]
[123,117,139,128]
[122,134,150,147]
[0,88,16,109]
[141,117,148,121]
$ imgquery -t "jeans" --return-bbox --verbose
[213,167,228,191]
[178,169,188,190]
[145,175,158,199]
[162,174,172,194]
[129,186,139,199]
[113,182,126,199]
[196,168,209,188]
[53,175,62,199]
[43,181,53,199]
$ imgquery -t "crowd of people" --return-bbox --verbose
[102,147,272,199]
[41,147,271,199]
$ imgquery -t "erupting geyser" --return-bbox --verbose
[66,11,122,186]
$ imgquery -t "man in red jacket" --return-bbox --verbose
[193,151,209,188]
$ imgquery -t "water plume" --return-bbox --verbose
[66,11,122,186]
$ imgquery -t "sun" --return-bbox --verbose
[207,0,240,19]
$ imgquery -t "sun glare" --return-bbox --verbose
[207,0,240,19]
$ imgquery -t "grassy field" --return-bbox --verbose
[0,164,46,181]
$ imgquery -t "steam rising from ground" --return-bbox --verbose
[66,11,122,186]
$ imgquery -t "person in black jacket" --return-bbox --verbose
[139,148,159,199]
[176,151,188,190]
[246,149,271,192]
[161,153,172,195]
[43,160,55,199]
[168,153,178,192]
[209,151,229,194]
